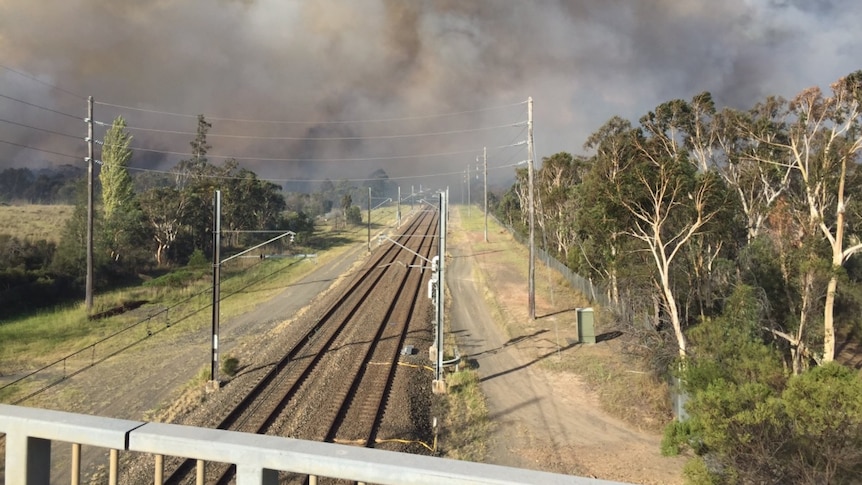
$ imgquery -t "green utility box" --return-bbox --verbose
[577,307,596,344]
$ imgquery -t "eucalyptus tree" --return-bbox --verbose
[620,102,731,358]
[639,98,734,317]
[534,152,585,262]
[140,186,189,266]
[713,104,794,242]
[633,148,721,356]
[139,115,215,265]
[220,159,287,248]
[578,117,639,305]
[175,114,213,189]
[494,184,525,233]
[510,166,531,232]
[744,71,862,366]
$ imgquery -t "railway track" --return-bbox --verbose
[165,206,439,484]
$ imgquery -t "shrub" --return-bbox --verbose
[187,248,208,268]
[221,355,239,377]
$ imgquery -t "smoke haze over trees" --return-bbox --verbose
[2,1,861,187]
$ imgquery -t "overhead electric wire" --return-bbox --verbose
[0,64,530,183]
[0,63,85,100]
[93,99,527,125]
[0,117,82,140]
[99,154,527,184]
[94,119,528,141]
[0,92,82,120]
[487,124,530,168]
[0,139,82,161]
[95,139,526,163]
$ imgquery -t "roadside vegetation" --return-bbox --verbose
[0,210,400,405]
[491,71,862,483]
[436,369,491,462]
[0,115,402,405]
[0,114,406,322]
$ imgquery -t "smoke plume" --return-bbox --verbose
[1,0,860,187]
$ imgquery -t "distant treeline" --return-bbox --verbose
[0,166,84,204]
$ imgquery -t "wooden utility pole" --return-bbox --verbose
[467,160,473,217]
[85,96,94,312]
[483,146,488,242]
[367,187,372,251]
[527,97,536,320]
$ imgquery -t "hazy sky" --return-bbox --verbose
[1,0,860,188]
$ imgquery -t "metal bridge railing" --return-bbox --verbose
[0,404,629,485]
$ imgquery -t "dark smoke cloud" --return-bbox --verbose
[1,0,860,186]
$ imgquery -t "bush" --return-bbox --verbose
[187,248,209,268]
[346,205,362,225]
[142,268,200,288]
[682,456,726,485]
[683,364,862,484]
[662,419,699,456]
[221,355,239,377]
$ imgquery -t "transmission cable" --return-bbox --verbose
[94,119,527,141]
[0,139,82,161]
[0,92,82,120]
[95,139,526,163]
[0,118,81,140]
[0,63,85,100]
[94,99,528,125]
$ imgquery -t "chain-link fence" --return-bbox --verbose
[488,212,610,307]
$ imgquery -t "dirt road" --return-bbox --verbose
[447,208,685,484]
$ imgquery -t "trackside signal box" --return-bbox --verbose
[576,307,595,344]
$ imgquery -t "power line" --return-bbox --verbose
[101,157,527,184]
[488,125,530,168]
[93,99,528,125]
[94,119,528,141]
[0,139,82,161]
[95,139,526,163]
[0,92,81,120]
[0,118,82,140]
[0,64,85,100]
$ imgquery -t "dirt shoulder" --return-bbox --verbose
[446,207,685,485]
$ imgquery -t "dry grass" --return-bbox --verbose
[0,204,74,243]
[437,369,492,461]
